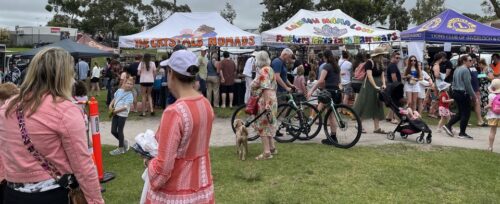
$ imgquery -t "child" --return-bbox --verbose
[398,98,421,120]
[0,82,19,106]
[109,77,135,155]
[73,81,88,111]
[485,79,500,152]
[293,65,307,95]
[152,68,165,107]
[307,71,319,106]
[437,82,454,134]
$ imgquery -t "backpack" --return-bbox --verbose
[353,62,366,80]
[492,94,500,114]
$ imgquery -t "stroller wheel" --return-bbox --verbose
[426,135,432,144]
[386,132,395,140]
[416,136,425,144]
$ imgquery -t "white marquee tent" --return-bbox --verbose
[119,12,261,49]
[262,9,400,46]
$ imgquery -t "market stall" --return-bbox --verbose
[261,9,400,46]
[77,34,118,54]
[19,39,114,59]
[119,12,261,49]
[401,9,500,116]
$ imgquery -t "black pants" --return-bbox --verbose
[152,89,161,107]
[111,115,127,147]
[3,186,68,204]
[446,90,471,134]
[0,180,4,204]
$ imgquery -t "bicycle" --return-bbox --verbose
[230,91,309,143]
[309,90,362,148]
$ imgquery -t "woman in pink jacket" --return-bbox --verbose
[0,47,104,203]
[144,50,215,203]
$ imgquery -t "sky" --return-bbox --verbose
[0,0,486,31]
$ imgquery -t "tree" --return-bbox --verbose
[80,0,143,40]
[0,28,10,44]
[45,0,89,27]
[47,14,80,27]
[482,0,500,19]
[220,2,237,24]
[140,0,191,29]
[409,0,445,24]
[388,2,410,30]
[260,0,314,32]
[316,0,397,25]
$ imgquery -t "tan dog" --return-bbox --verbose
[233,119,248,161]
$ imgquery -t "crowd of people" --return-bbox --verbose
[1,43,500,203]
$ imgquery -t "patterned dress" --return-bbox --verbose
[251,66,278,137]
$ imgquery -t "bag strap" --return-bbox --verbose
[15,106,63,181]
[113,91,132,107]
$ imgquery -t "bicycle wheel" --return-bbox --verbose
[295,102,322,140]
[231,104,260,141]
[274,104,300,143]
[323,104,362,149]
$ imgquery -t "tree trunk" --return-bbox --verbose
[490,0,500,18]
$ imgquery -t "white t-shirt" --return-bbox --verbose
[339,59,352,85]
[92,66,102,78]
[243,57,255,78]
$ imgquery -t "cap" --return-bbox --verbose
[200,46,208,51]
[166,50,197,77]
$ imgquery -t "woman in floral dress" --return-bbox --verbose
[251,51,278,160]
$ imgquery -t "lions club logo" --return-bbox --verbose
[418,18,442,32]
[447,18,476,33]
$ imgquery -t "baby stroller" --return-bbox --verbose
[380,82,432,144]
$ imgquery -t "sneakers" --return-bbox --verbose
[442,125,453,137]
[124,139,130,152]
[109,148,125,156]
[458,133,474,140]
[322,134,338,145]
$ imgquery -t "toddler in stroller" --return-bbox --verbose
[380,82,432,144]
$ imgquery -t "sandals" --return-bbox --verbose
[373,128,389,134]
[270,148,278,155]
[255,153,273,160]
[478,122,488,127]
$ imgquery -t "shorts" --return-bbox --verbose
[220,85,234,94]
[327,89,342,104]
[418,88,427,99]
[488,118,500,127]
[342,83,353,95]
[91,77,100,83]
[439,107,451,117]
[141,83,154,87]
[404,83,420,93]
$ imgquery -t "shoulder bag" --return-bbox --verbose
[15,106,88,204]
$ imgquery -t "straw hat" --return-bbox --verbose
[370,47,389,57]
[437,82,451,92]
[489,79,500,94]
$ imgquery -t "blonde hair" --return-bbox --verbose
[5,47,75,117]
[0,82,19,100]
[296,65,305,76]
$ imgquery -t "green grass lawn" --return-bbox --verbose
[101,144,500,203]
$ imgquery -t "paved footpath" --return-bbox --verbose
[99,117,500,153]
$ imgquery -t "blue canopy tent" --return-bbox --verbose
[401,9,500,45]
[19,39,114,59]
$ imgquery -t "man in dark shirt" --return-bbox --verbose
[271,48,295,93]
[127,55,142,112]
[386,52,402,84]
[439,52,454,83]
[220,51,236,108]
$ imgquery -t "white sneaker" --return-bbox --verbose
[109,148,125,156]
[124,140,130,152]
